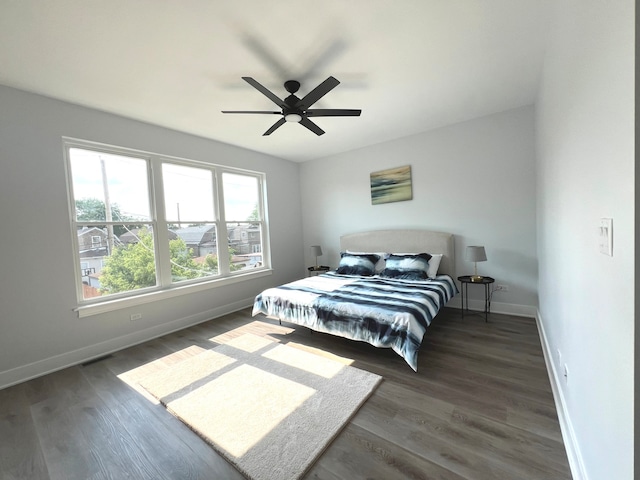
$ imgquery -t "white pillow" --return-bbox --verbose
[427,254,443,279]
[346,250,387,273]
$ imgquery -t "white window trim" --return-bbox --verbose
[63,137,271,316]
[74,268,272,318]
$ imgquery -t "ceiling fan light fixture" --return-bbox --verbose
[284,113,302,123]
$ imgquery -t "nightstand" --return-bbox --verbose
[457,275,495,322]
[308,266,330,276]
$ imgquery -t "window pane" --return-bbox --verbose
[223,173,259,221]
[228,223,263,271]
[69,148,151,222]
[163,163,214,223]
[171,223,219,282]
[78,224,157,299]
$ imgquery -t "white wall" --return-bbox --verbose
[536,1,634,479]
[300,105,538,314]
[0,85,304,388]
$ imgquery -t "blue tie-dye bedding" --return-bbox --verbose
[252,272,458,371]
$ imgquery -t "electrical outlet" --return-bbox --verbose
[130,313,142,321]
[495,284,509,292]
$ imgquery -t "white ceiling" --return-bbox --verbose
[0,0,550,162]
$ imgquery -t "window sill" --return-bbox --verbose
[74,269,272,318]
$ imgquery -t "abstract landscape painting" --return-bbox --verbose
[370,165,412,205]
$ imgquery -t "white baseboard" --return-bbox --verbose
[536,309,588,480]
[0,298,255,391]
[447,297,537,318]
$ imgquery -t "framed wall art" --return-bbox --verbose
[370,165,412,205]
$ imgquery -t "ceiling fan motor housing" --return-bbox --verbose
[284,80,301,94]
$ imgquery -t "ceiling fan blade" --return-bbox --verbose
[297,39,347,84]
[222,111,281,114]
[242,35,290,79]
[299,117,325,136]
[242,77,286,108]
[305,109,361,117]
[263,118,286,136]
[296,76,340,109]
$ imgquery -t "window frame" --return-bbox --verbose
[63,138,271,317]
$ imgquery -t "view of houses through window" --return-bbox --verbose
[67,141,267,302]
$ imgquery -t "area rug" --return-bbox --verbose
[138,333,382,480]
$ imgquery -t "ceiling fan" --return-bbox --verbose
[222,76,361,136]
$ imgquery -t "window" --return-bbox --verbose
[161,163,218,282]
[222,172,266,269]
[65,139,270,308]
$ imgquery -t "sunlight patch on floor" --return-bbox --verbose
[119,332,374,470]
[208,320,294,345]
[285,341,355,366]
[226,333,275,352]
[137,349,237,403]
[116,344,210,403]
[166,363,316,457]
[263,343,346,378]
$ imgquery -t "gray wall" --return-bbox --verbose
[536,1,634,479]
[300,105,538,314]
[0,85,304,388]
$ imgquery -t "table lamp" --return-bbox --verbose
[310,245,323,268]
[465,246,487,282]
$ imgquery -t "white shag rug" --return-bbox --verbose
[139,333,382,480]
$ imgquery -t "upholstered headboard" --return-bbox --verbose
[340,229,456,277]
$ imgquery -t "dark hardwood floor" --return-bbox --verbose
[0,307,572,480]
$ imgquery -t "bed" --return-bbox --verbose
[252,230,458,371]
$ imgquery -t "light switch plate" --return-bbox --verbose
[599,218,613,256]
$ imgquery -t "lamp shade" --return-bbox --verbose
[465,246,487,263]
[310,245,323,257]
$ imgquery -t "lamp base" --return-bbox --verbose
[470,275,484,282]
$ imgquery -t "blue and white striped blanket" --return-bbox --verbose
[252,272,458,371]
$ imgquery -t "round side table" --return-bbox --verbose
[457,275,495,322]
